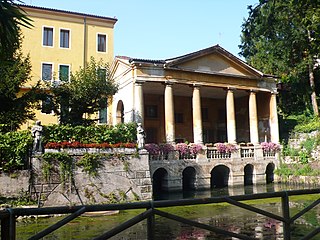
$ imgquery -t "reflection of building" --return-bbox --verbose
[111,45,279,145]
[19,5,117,127]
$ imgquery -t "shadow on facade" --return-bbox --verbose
[182,167,196,191]
[266,163,275,184]
[244,164,254,186]
[152,168,168,198]
[210,165,230,189]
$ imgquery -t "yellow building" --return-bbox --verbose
[19,5,117,128]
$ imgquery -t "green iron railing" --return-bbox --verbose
[1,189,320,240]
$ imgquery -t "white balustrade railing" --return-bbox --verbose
[207,148,231,159]
[241,146,255,158]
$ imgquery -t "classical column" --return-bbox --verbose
[249,90,259,144]
[164,82,175,143]
[192,85,203,144]
[134,81,144,124]
[226,88,237,143]
[269,92,279,143]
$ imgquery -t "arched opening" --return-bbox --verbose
[116,100,124,124]
[152,168,168,199]
[266,163,275,184]
[182,167,196,191]
[210,165,230,189]
[244,164,254,186]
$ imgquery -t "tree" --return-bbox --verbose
[49,57,118,125]
[239,0,320,116]
[0,0,32,59]
[0,0,41,132]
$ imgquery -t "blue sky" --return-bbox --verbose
[26,0,258,60]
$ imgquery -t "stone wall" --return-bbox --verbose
[31,149,152,207]
[287,130,320,161]
[0,170,30,197]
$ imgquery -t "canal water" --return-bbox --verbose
[16,183,320,239]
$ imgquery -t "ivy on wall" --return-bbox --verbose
[41,152,132,183]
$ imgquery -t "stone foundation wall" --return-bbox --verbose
[31,149,152,207]
[0,171,30,197]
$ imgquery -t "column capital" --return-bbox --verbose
[192,83,202,89]
[249,89,258,93]
[226,86,237,92]
[164,80,174,85]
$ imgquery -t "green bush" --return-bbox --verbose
[0,131,33,173]
[42,122,137,144]
[293,116,320,133]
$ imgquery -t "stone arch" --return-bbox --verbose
[116,100,124,124]
[182,166,196,191]
[244,164,254,186]
[152,168,169,195]
[210,165,230,188]
[266,163,275,184]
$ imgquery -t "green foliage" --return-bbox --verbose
[0,51,42,132]
[293,117,320,133]
[48,57,118,125]
[0,1,40,131]
[41,152,73,183]
[0,130,33,172]
[77,153,104,178]
[298,150,309,164]
[282,145,299,158]
[42,122,137,144]
[122,160,130,172]
[240,0,320,116]
[275,163,318,177]
[275,164,294,176]
[0,189,36,207]
[0,1,33,59]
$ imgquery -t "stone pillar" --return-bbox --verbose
[226,88,237,143]
[134,81,144,124]
[192,85,203,144]
[249,90,259,144]
[164,82,175,143]
[269,92,279,143]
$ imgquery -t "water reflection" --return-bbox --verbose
[17,183,320,240]
[154,183,309,201]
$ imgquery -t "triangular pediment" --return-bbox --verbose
[165,45,263,78]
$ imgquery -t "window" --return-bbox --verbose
[98,68,106,80]
[99,108,107,124]
[146,105,158,118]
[43,27,53,46]
[218,109,226,121]
[41,95,54,114]
[99,98,108,124]
[97,34,107,52]
[174,113,184,123]
[59,65,70,82]
[60,29,70,48]
[202,108,209,121]
[42,63,53,81]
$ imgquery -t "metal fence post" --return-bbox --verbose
[281,192,291,240]
[147,202,155,240]
[1,216,9,240]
